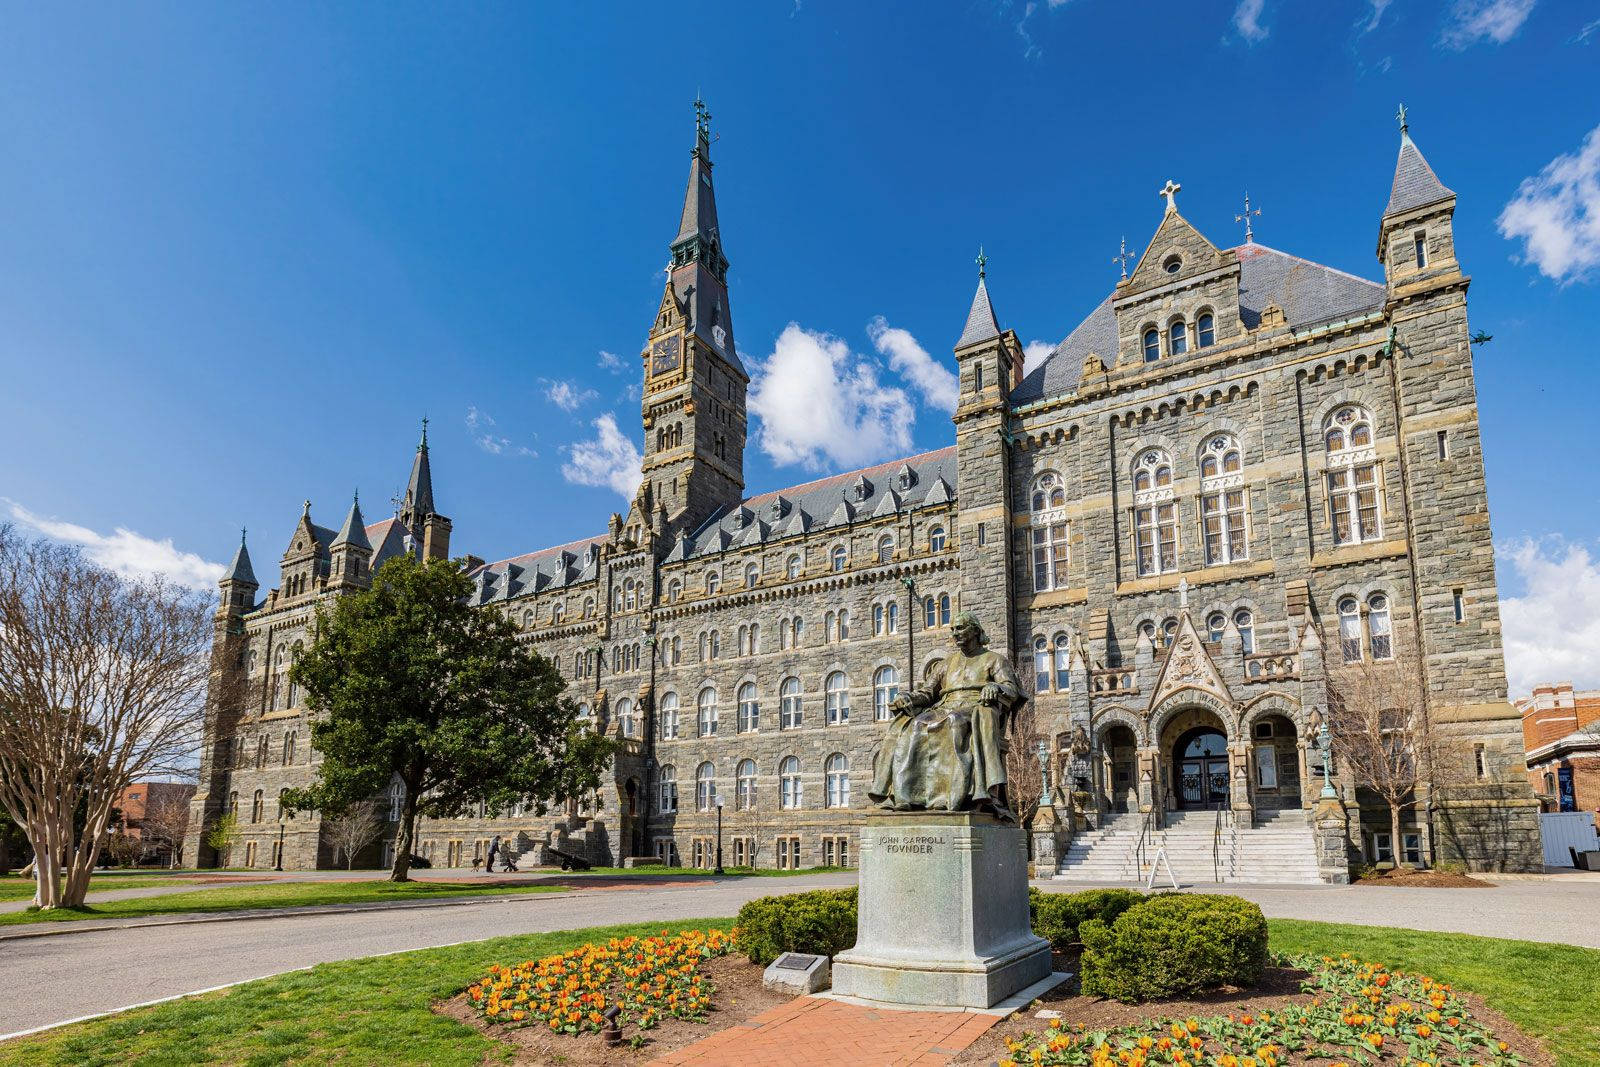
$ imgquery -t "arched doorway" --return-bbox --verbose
[1172,726,1230,810]
[1099,724,1139,814]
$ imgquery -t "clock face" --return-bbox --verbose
[650,334,681,376]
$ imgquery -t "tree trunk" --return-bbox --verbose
[389,785,417,882]
[1389,803,1404,870]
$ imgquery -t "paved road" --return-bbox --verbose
[5,872,1599,1041]
[0,873,855,1039]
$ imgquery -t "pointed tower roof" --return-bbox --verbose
[400,420,435,521]
[674,98,721,249]
[956,248,1001,348]
[332,493,372,551]
[1384,112,1454,217]
[221,528,257,586]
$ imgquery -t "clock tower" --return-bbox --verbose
[640,99,748,541]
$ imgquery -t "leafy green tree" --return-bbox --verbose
[204,811,240,864]
[282,555,610,881]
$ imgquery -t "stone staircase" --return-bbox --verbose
[1054,808,1323,885]
[528,813,612,869]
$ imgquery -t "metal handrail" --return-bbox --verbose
[1212,805,1223,882]
[1134,810,1153,875]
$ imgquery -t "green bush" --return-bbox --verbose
[1028,888,1142,949]
[733,888,858,965]
[1078,893,1268,1003]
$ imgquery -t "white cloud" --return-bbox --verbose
[561,413,644,501]
[748,323,915,472]
[867,317,958,414]
[1015,1,1043,61]
[1359,0,1394,33]
[1233,0,1269,42]
[465,407,535,457]
[4,499,223,591]
[543,379,598,412]
[1496,122,1600,284]
[1442,0,1537,47]
[1023,340,1056,376]
[1499,537,1600,695]
[1576,17,1599,44]
[598,350,627,374]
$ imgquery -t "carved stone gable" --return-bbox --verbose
[1148,613,1232,711]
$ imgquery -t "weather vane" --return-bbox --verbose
[975,246,988,279]
[1112,235,1134,280]
[1395,102,1408,134]
[1235,192,1261,244]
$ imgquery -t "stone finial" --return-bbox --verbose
[1158,179,1182,213]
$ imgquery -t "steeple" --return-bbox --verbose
[332,492,372,551]
[956,248,1001,348]
[1377,105,1458,277]
[671,98,728,281]
[1385,106,1454,218]
[399,419,435,526]
[221,528,257,587]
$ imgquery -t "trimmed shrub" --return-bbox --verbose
[733,888,858,965]
[1028,888,1142,949]
[1078,893,1268,1002]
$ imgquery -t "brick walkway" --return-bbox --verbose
[652,995,1000,1066]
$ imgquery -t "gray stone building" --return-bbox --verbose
[185,107,1540,878]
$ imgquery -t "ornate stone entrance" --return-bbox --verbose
[1172,725,1230,810]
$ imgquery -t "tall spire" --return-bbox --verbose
[1385,107,1453,217]
[671,98,728,281]
[400,419,435,525]
[956,250,1001,348]
[221,528,257,586]
[332,492,372,551]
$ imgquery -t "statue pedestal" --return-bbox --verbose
[831,812,1054,1009]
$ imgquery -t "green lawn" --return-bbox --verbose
[0,878,565,925]
[0,871,204,903]
[0,918,1592,1066]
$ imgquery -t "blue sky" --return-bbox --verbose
[2,1,1598,691]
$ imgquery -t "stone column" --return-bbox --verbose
[1230,741,1254,826]
[1137,748,1159,819]
[1029,802,1064,876]
[1295,742,1310,811]
[1312,796,1352,883]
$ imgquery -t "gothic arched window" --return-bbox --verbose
[1132,449,1177,576]
[1200,433,1247,565]
[1325,406,1381,545]
[1053,632,1071,690]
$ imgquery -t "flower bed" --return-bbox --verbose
[997,953,1526,1066]
[465,928,733,1035]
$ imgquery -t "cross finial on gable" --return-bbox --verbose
[302,500,311,516]
[1159,179,1182,213]
[1112,235,1134,280]
[1235,191,1261,244]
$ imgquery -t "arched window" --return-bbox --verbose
[929,525,946,552]
[876,535,894,564]
[659,764,677,812]
[1325,406,1381,545]
[388,782,404,822]
[616,697,635,739]
[1053,632,1071,690]
[1200,433,1247,565]
[1197,311,1216,347]
[923,596,938,629]
[705,571,721,596]
[1143,328,1160,363]
[659,692,679,740]
[251,789,264,823]
[1033,636,1050,691]
[837,610,849,639]
[780,677,802,730]
[1207,612,1226,643]
[736,759,757,811]
[1161,617,1178,649]
[695,762,717,812]
[1368,594,1393,660]
[939,594,951,626]
[825,671,850,725]
[623,578,636,611]
[1168,319,1188,356]
[872,603,884,635]
[256,735,268,769]
[283,731,296,766]
[745,563,759,588]
[825,611,837,643]
[872,666,899,721]
[1031,471,1070,592]
[737,682,758,733]
[522,609,533,628]
[885,601,899,634]
[830,545,847,572]
[709,630,721,659]
[1338,596,1363,662]
[286,642,303,707]
[786,553,801,579]
[577,701,593,726]
[748,622,760,654]
[792,616,805,644]
[1132,449,1177,576]
[1031,470,1067,513]
[666,579,681,603]
[228,791,238,815]
[697,686,719,737]
[552,602,565,624]
[583,596,595,617]
[1234,609,1255,654]
[825,753,850,808]
[779,756,802,810]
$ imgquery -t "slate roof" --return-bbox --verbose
[1385,134,1454,217]
[956,277,1001,348]
[1012,244,1386,405]
[668,446,958,564]
[466,534,606,607]
[331,497,372,551]
[222,535,257,585]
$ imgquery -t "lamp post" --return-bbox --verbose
[1036,738,1053,808]
[713,794,725,875]
[274,806,287,872]
[1317,718,1338,801]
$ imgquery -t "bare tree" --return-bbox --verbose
[1005,698,1044,829]
[1327,660,1464,868]
[324,800,385,870]
[140,791,193,869]
[105,829,143,868]
[0,527,212,909]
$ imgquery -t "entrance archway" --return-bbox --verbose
[1172,726,1230,810]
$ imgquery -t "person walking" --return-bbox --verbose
[486,835,501,874]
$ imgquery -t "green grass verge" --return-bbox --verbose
[0,878,565,925]
[0,918,1591,1066]
[0,918,734,1066]
[1269,918,1599,1067]
[0,872,209,903]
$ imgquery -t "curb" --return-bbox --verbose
[0,888,578,942]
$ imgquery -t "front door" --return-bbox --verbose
[1174,727,1230,810]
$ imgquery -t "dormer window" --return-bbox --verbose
[1169,319,1188,356]
[1163,254,1182,274]
[1197,312,1215,348]
[1142,329,1160,363]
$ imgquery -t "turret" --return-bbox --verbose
[1378,104,1458,288]
[217,528,259,624]
[329,492,373,586]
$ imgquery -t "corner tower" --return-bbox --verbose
[398,421,451,561]
[640,99,748,542]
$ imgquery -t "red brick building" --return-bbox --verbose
[1518,683,1600,827]
[115,781,197,865]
